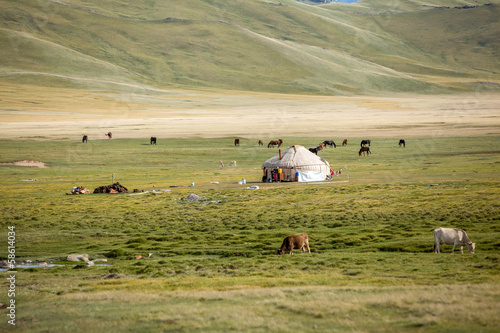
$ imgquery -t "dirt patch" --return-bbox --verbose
[0,160,47,168]
[93,182,129,194]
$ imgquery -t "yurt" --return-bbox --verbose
[262,145,332,182]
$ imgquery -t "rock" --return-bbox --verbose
[185,193,202,202]
[94,258,108,262]
[67,254,90,262]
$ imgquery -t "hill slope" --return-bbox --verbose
[0,0,499,95]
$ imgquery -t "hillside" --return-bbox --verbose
[0,0,499,96]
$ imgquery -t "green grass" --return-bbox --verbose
[0,135,499,331]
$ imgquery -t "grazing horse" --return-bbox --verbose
[309,146,322,155]
[359,147,371,156]
[234,138,240,146]
[150,137,157,145]
[105,132,112,139]
[399,139,405,147]
[360,139,370,147]
[268,140,281,148]
[258,140,263,146]
[342,139,348,146]
[82,135,88,143]
[323,140,336,148]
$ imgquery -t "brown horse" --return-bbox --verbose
[234,138,240,146]
[258,140,263,146]
[82,135,88,143]
[105,132,112,139]
[342,139,348,146]
[359,147,371,156]
[268,140,281,148]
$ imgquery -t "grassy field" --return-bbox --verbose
[1,135,499,332]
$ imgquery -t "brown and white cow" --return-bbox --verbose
[433,227,475,254]
[278,233,311,255]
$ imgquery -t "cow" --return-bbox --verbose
[278,233,311,255]
[105,132,112,139]
[82,135,88,143]
[359,147,371,156]
[399,139,405,147]
[323,140,336,148]
[234,138,240,146]
[258,140,263,146]
[433,227,475,254]
[342,139,348,146]
[150,137,157,145]
[360,139,370,147]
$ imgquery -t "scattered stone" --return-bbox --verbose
[94,258,108,262]
[184,193,202,202]
[67,254,90,262]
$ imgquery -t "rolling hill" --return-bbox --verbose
[0,0,499,96]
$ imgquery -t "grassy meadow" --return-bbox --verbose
[1,135,499,332]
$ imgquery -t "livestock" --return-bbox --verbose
[399,139,405,147]
[105,132,112,139]
[323,140,336,148]
[234,138,240,146]
[229,160,236,167]
[268,140,280,148]
[82,135,88,143]
[309,146,322,155]
[359,147,371,156]
[342,139,348,146]
[219,160,224,168]
[433,227,475,254]
[150,137,157,145]
[258,140,264,146]
[278,233,311,255]
[360,139,371,147]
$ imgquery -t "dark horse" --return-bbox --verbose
[309,147,321,155]
[258,140,263,146]
[342,139,348,146]
[359,147,371,156]
[150,137,157,145]
[234,138,240,146]
[323,140,336,148]
[360,139,371,147]
[105,132,112,139]
[399,139,405,147]
[82,135,88,143]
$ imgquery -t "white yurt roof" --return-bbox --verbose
[262,145,330,169]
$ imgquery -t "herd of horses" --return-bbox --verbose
[81,134,406,156]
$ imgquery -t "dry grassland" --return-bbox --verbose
[1,83,499,140]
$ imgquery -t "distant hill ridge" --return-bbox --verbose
[0,0,498,95]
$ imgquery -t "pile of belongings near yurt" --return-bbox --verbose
[67,186,90,195]
[93,182,129,194]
